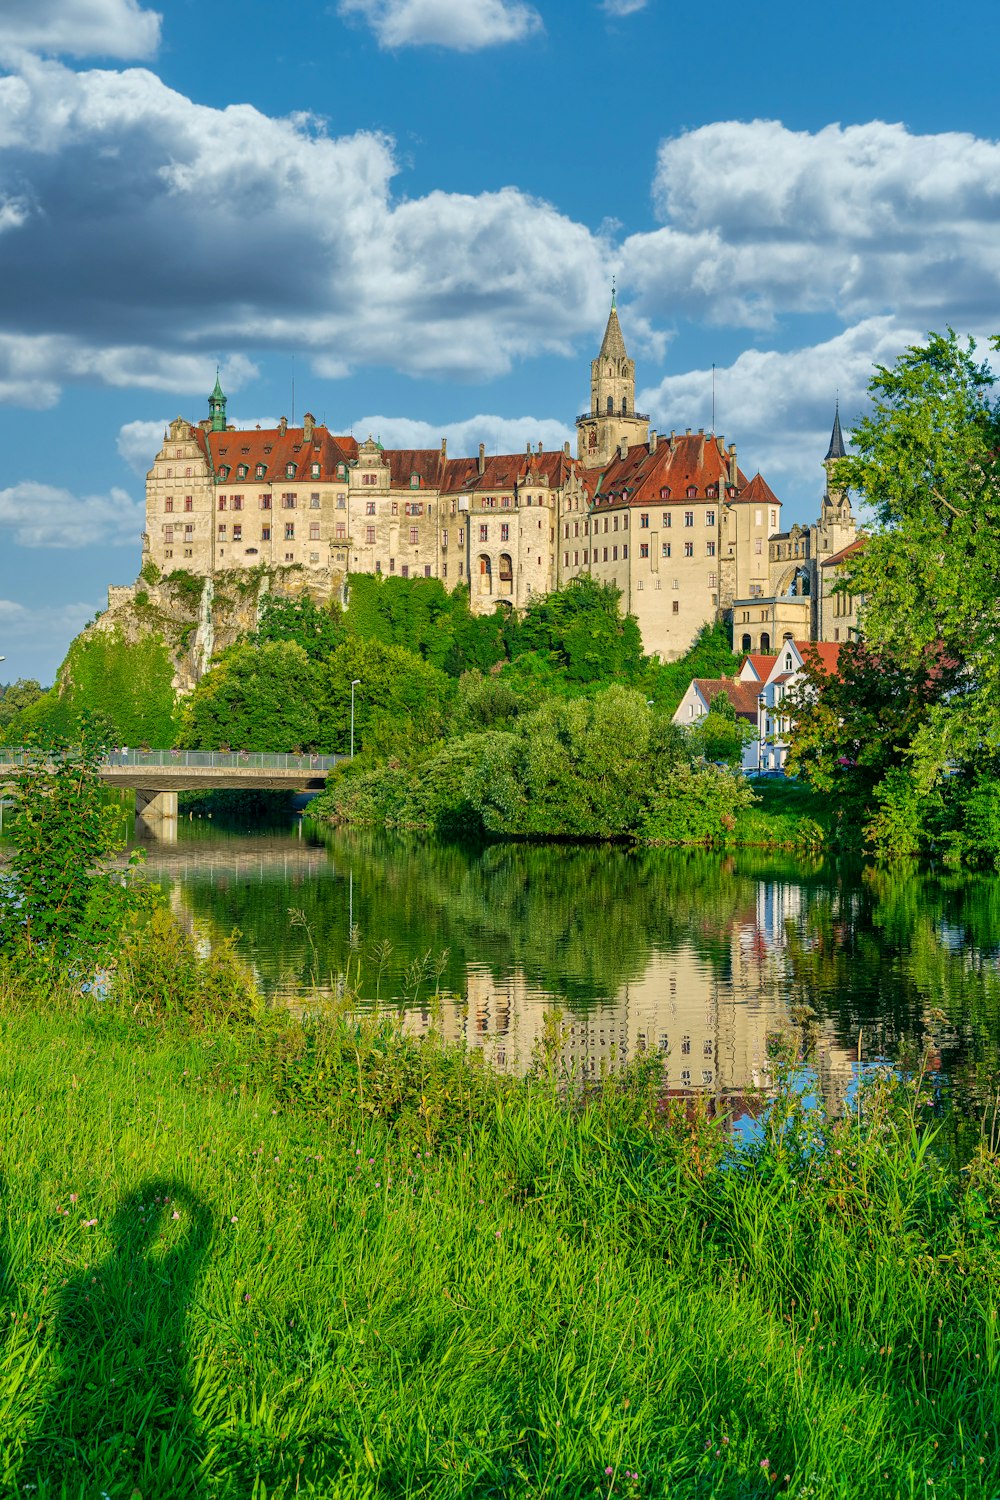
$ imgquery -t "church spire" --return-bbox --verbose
[825,399,847,461]
[598,289,628,363]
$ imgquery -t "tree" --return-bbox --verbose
[180,642,321,751]
[0,679,45,736]
[838,330,1000,779]
[507,577,645,683]
[689,691,754,770]
[318,637,453,757]
[254,593,344,660]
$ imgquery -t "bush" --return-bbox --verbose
[642,762,758,844]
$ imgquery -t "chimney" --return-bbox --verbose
[686,428,692,437]
[440,437,447,457]
[619,439,629,461]
[650,430,658,452]
[279,416,288,436]
[478,442,485,477]
[537,441,543,455]
[303,412,314,441]
[728,443,738,487]
[526,442,532,456]
[563,440,571,456]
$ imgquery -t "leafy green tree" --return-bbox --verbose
[9,629,179,747]
[254,593,344,660]
[344,575,506,677]
[0,725,148,964]
[838,329,1000,779]
[507,578,645,683]
[319,637,453,757]
[0,679,45,737]
[180,641,321,751]
[688,691,753,769]
[650,622,742,715]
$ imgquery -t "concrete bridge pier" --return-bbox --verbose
[135,788,178,844]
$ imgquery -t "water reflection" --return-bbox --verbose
[133,820,1000,1123]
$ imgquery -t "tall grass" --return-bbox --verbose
[0,940,998,1498]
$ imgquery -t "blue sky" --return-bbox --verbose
[2,0,999,683]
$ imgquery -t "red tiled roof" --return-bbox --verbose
[581,432,750,509]
[205,423,353,483]
[731,471,780,508]
[692,678,761,720]
[742,654,777,681]
[795,640,842,674]
[821,536,867,568]
[384,449,449,489]
[440,450,576,495]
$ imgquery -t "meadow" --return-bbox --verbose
[1,939,999,1500]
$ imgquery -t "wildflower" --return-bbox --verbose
[230,1216,238,1224]
[69,1193,78,1204]
[605,1467,614,1476]
[172,1211,181,1220]
[84,1218,97,1227]
[760,1459,770,1469]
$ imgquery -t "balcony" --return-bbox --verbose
[576,412,651,425]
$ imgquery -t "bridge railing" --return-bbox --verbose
[0,748,343,772]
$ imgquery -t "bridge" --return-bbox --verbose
[0,748,344,841]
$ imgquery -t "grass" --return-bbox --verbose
[0,937,998,1498]
[729,778,833,850]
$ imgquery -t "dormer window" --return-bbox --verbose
[255,464,266,479]
[660,487,670,500]
[784,653,794,670]
[264,445,272,455]
[410,473,420,489]
[286,463,296,478]
[337,464,346,478]
[687,486,697,499]
[237,465,248,479]
[311,463,321,478]
[219,465,230,480]
[241,446,250,455]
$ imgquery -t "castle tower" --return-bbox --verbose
[576,290,650,466]
[823,399,848,501]
[208,371,227,433]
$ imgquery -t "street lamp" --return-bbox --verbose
[757,692,766,775]
[350,679,361,759]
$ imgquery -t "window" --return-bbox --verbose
[218,523,227,538]
[284,523,295,540]
[361,473,376,486]
[261,526,271,541]
[603,547,608,562]
[424,565,431,578]
[564,552,570,567]
[336,521,346,539]
[442,562,448,578]
[365,526,375,545]
[286,464,296,478]
[458,561,464,577]
[755,508,763,525]
[337,495,346,510]
[687,486,697,499]
[660,487,671,501]
[708,571,717,588]
[410,473,420,489]
[311,463,321,479]
[612,545,618,560]
[260,495,271,510]
[672,600,679,614]
[613,516,619,532]
[706,541,716,556]
[458,528,464,545]
[684,510,693,527]
[770,509,778,527]
[706,510,715,526]
[640,513,649,528]
[164,525,173,542]
[281,493,296,509]
[574,550,579,565]
[233,524,242,541]
[256,465,266,479]
[237,465,248,479]
[401,564,409,579]
[754,538,763,554]
[184,524,193,537]
[662,542,671,557]
[640,543,649,558]
[684,542,693,557]
[337,464,347,479]
[183,496,193,512]
[500,523,509,542]
[672,578,679,589]
[389,557,395,573]
[479,524,488,542]
[366,501,376,516]
[165,497,174,513]
[622,544,628,559]
[185,467,192,478]
[310,522,320,541]
[409,527,419,545]
[310,493,320,509]
[391,502,398,516]
[285,552,294,562]
[663,512,671,528]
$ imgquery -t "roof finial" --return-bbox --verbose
[611,274,616,311]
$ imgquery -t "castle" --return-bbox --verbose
[141,298,857,659]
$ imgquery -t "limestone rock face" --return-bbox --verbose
[96,565,344,696]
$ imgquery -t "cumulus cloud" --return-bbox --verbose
[117,412,280,476]
[348,413,576,456]
[639,317,926,500]
[601,0,649,15]
[0,597,102,682]
[0,0,160,60]
[621,119,1000,330]
[338,0,542,50]
[0,480,143,547]
[0,55,609,405]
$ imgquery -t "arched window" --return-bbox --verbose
[622,397,628,415]
[741,633,752,652]
[760,633,771,651]
[660,487,671,500]
[607,397,613,415]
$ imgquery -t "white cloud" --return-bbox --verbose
[0,56,610,404]
[639,317,924,502]
[0,480,143,547]
[601,0,648,15]
[0,598,101,682]
[348,413,576,456]
[0,0,160,60]
[338,0,542,50]
[622,119,1000,330]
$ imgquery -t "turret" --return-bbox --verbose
[576,286,650,465]
[208,371,227,434]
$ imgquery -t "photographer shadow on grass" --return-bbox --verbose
[19,1177,213,1499]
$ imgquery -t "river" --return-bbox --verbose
[132,810,1000,1124]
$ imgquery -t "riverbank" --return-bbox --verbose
[1,947,997,1498]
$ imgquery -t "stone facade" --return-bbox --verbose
[141,304,854,659]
